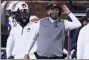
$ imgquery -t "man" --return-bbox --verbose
[5,1,18,30]
[6,1,37,59]
[77,8,89,59]
[72,16,89,58]
[24,2,81,59]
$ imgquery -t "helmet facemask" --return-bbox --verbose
[15,9,30,27]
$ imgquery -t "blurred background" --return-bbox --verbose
[1,0,89,59]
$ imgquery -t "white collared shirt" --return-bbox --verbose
[77,23,89,59]
[25,12,82,55]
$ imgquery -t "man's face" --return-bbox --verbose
[15,9,30,27]
[19,9,30,19]
[47,8,60,20]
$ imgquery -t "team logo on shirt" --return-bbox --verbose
[27,28,30,32]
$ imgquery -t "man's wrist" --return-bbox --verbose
[67,11,71,15]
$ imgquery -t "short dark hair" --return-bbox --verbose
[46,2,62,11]
[80,16,89,23]
[46,2,62,17]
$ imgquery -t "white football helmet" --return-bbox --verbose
[12,1,30,27]
[5,1,19,16]
[6,1,19,11]
[12,1,29,12]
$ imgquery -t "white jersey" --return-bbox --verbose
[6,23,37,59]
[77,23,89,59]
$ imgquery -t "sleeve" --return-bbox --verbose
[77,29,84,59]
[64,13,82,30]
[24,21,40,55]
[6,29,15,58]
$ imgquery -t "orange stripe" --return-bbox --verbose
[31,18,39,22]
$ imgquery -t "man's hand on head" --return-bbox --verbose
[61,4,71,15]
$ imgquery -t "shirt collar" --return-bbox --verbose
[49,17,59,23]
[17,23,30,28]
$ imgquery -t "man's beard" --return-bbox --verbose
[50,12,59,20]
[19,18,29,27]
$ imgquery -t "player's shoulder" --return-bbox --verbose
[40,17,49,21]
[10,24,19,31]
[80,23,89,34]
[27,23,36,30]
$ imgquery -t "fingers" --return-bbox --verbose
[61,4,70,14]
[61,4,67,10]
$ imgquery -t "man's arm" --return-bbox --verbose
[62,4,81,30]
[24,21,40,59]
[6,29,14,59]
[77,29,84,59]
[64,13,81,30]
[24,36,37,59]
